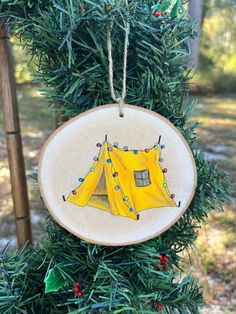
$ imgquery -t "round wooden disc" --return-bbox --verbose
[39,104,197,246]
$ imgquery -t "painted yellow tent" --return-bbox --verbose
[66,140,176,220]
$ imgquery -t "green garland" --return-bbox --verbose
[0,1,230,313]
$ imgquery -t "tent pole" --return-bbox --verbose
[0,20,32,247]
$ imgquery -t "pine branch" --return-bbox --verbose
[0,218,204,313]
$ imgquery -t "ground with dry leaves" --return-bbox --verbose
[0,87,235,313]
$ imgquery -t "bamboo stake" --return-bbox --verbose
[0,20,32,247]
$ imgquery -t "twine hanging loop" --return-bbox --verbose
[107,0,129,117]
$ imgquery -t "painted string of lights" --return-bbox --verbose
[63,135,181,220]
[106,138,139,219]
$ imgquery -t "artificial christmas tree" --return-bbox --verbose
[0,1,230,313]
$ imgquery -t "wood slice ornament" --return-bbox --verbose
[39,11,196,245]
[39,104,197,246]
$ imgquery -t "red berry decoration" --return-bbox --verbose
[72,190,77,195]
[145,148,149,153]
[113,172,118,177]
[74,281,81,288]
[162,255,168,263]
[159,254,168,263]
[96,143,101,147]
[159,255,164,262]
[159,304,163,311]
[74,281,83,297]
[74,286,79,293]
[153,300,158,309]
[163,168,167,173]
[156,254,168,272]
[162,264,167,271]
[171,194,175,199]
[156,264,167,270]
[154,11,161,17]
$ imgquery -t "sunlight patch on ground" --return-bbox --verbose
[0,165,10,182]
[197,222,233,256]
[197,117,236,126]
[0,198,13,218]
[24,130,44,138]
[30,89,44,98]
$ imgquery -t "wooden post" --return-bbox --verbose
[0,20,32,247]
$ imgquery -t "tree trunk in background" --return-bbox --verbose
[188,0,203,68]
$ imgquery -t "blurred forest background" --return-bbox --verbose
[192,0,236,93]
[10,0,236,91]
[0,0,235,313]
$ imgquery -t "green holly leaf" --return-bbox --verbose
[160,0,173,11]
[152,0,172,12]
[170,0,181,17]
[44,263,73,293]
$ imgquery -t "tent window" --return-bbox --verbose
[134,169,151,187]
